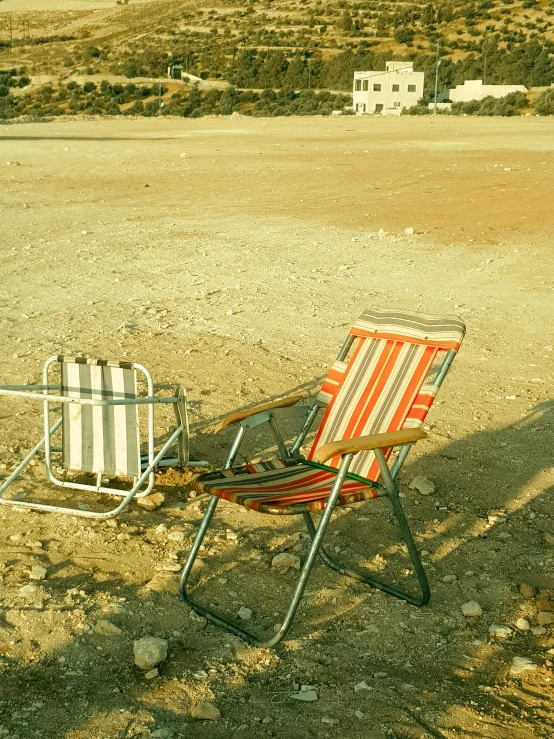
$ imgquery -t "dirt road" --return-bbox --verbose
[0,115,553,739]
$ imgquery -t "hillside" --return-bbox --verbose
[1,0,554,120]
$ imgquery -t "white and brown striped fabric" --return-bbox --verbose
[309,309,465,479]
[60,357,140,478]
[350,308,465,350]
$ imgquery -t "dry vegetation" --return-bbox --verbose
[0,0,554,111]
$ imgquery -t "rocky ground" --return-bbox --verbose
[0,115,554,738]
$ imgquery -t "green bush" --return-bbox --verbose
[535,88,554,115]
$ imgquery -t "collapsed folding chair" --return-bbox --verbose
[0,355,207,518]
[179,308,465,647]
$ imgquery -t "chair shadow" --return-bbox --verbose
[1,399,554,737]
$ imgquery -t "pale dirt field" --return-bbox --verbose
[1,115,554,739]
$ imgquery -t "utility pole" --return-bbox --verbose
[158,78,162,116]
[434,40,441,115]
[483,51,487,85]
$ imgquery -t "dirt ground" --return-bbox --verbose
[1,115,554,739]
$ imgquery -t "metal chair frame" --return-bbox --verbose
[0,356,208,519]
[179,342,457,648]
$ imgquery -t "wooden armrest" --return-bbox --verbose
[312,428,427,464]
[214,394,304,434]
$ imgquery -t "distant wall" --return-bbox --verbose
[449,80,527,103]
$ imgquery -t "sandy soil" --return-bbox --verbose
[1,115,554,739]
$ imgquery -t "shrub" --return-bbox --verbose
[535,88,554,115]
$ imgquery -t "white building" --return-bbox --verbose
[449,80,527,103]
[353,62,424,115]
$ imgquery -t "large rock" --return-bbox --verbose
[136,492,165,511]
[409,475,436,496]
[489,624,513,639]
[510,656,537,676]
[271,552,301,570]
[461,601,482,618]
[133,636,168,670]
[191,702,221,720]
[29,565,47,581]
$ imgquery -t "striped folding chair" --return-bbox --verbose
[179,308,466,647]
[0,356,207,518]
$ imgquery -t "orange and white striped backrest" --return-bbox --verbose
[308,309,466,480]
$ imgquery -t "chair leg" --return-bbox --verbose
[179,454,355,648]
[302,456,430,607]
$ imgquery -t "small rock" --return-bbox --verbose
[261,717,273,724]
[150,730,174,739]
[237,606,252,621]
[489,624,513,639]
[233,644,251,661]
[167,530,186,542]
[133,637,168,670]
[93,620,122,636]
[18,584,38,597]
[519,583,535,599]
[29,565,47,581]
[516,618,530,631]
[291,690,318,702]
[510,656,537,676]
[374,671,389,679]
[531,626,547,636]
[191,702,221,721]
[461,601,482,618]
[117,532,131,541]
[355,710,364,719]
[143,572,180,593]
[377,228,387,238]
[226,529,238,541]
[145,668,159,680]
[536,596,554,612]
[404,227,415,235]
[442,574,457,584]
[545,531,554,546]
[321,717,340,725]
[353,681,372,692]
[409,475,436,496]
[536,612,554,626]
[6,161,20,166]
[271,552,301,570]
[400,683,417,692]
[137,492,165,511]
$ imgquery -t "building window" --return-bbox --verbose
[362,80,368,91]
[355,80,361,91]
[392,84,400,92]
[407,84,417,92]
[394,102,400,107]
[373,83,382,91]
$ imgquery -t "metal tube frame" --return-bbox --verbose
[178,346,455,644]
[179,453,354,648]
[0,356,208,517]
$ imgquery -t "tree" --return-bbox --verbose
[394,28,415,44]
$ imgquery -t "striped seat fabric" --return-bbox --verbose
[61,356,141,478]
[197,308,465,513]
[196,459,379,514]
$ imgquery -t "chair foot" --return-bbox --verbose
[302,503,430,607]
[179,496,318,648]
